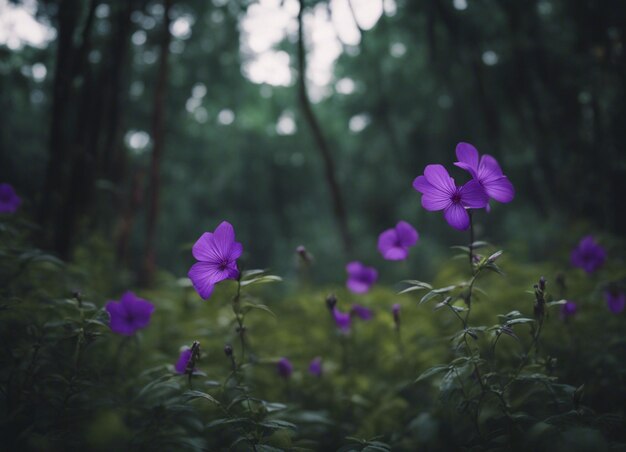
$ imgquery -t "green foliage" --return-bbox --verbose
[2,214,626,450]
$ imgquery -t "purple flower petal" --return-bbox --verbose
[308,357,322,377]
[175,348,193,374]
[0,183,21,214]
[277,357,293,378]
[413,176,451,211]
[192,232,216,261]
[378,221,418,261]
[120,292,155,330]
[605,291,625,314]
[453,143,515,206]
[105,301,134,335]
[188,221,242,300]
[396,221,418,247]
[444,203,470,230]
[106,291,154,336]
[377,229,407,260]
[483,176,515,203]
[459,179,489,209]
[346,261,377,294]
[333,307,351,332]
[351,304,374,320]
[454,142,480,175]
[188,262,217,299]
[477,155,505,182]
[571,236,606,274]
[560,300,577,319]
[424,164,456,194]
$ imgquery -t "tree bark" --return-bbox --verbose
[38,0,82,249]
[296,0,352,254]
[141,0,172,285]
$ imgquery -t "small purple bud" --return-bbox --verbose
[604,290,625,314]
[308,357,322,377]
[0,183,21,214]
[175,347,193,374]
[333,307,351,333]
[392,303,401,328]
[560,300,577,319]
[351,304,373,320]
[326,294,337,311]
[277,357,293,379]
[224,344,233,357]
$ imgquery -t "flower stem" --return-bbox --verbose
[232,280,246,365]
[468,210,475,273]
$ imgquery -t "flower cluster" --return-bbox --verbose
[413,142,514,230]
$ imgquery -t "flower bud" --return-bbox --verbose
[224,344,233,357]
[539,276,546,292]
[392,304,401,329]
[326,293,337,311]
[296,245,312,264]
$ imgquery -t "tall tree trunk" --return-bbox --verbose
[296,0,352,254]
[38,0,81,249]
[141,0,172,285]
[42,0,98,258]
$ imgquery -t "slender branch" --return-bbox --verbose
[296,0,352,254]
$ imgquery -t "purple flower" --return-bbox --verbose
[412,164,488,230]
[377,221,419,261]
[346,261,378,294]
[277,357,293,378]
[560,300,577,319]
[570,235,606,274]
[308,357,322,377]
[333,307,351,332]
[175,347,194,374]
[604,291,625,314]
[0,183,21,213]
[351,304,373,320]
[105,291,155,336]
[188,221,243,299]
[454,142,515,208]
[392,303,401,325]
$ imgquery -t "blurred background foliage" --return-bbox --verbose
[0,0,624,286]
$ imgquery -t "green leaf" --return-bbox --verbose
[184,390,221,406]
[242,269,267,279]
[259,420,297,430]
[206,417,252,429]
[240,275,282,287]
[262,401,288,412]
[401,280,433,289]
[419,291,439,304]
[432,285,457,294]
[415,366,450,383]
[241,303,276,318]
[398,285,428,295]
[506,318,535,326]
[498,310,522,319]
[547,299,567,308]
[487,250,503,261]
